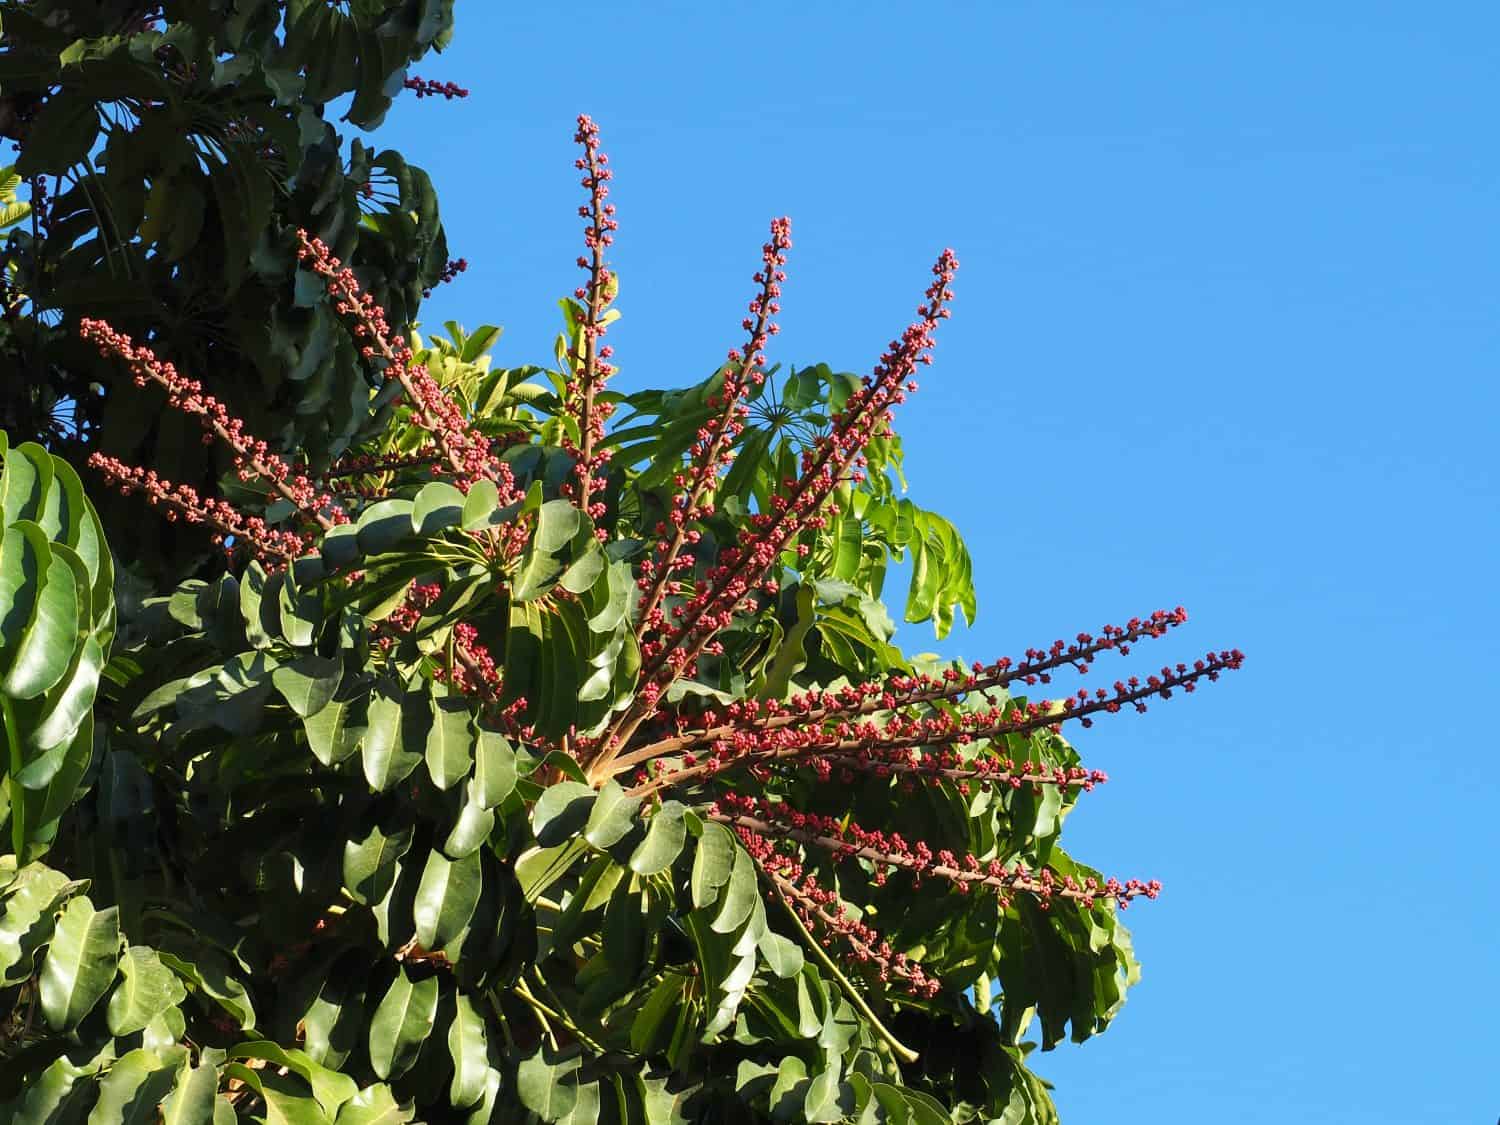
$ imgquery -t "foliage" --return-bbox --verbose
[0,107,1244,1125]
[0,0,459,572]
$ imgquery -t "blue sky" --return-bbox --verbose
[382,5,1498,1121]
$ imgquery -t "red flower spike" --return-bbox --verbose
[79,319,346,531]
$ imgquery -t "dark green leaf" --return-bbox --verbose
[368,969,439,1080]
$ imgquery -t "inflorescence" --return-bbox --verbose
[80,116,1242,1007]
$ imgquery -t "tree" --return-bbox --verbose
[0,56,1243,1125]
[0,0,459,572]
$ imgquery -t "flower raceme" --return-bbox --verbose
[78,115,1243,1018]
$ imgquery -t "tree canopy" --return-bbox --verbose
[0,8,1241,1124]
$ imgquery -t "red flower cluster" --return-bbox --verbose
[744,832,941,998]
[714,793,1159,910]
[633,218,794,671]
[79,318,345,531]
[296,233,513,497]
[423,257,468,298]
[87,455,308,564]
[559,114,619,524]
[403,76,469,100]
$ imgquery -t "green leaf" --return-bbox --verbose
[14,89,99,175]
[424,692,473,790]
[411,846,482,952]
[710,843,758,934]
[228,1042,358,1118]
[87,1047,184,1125]
[629,800,687,875]
[412,481,466,536]
[517,1048,584,1122]
[758,931,805,979]
[691,822,736,910]
[25,634,104,755]
[156,946,257,1031]
[446,992,489,1109]
[362,685,421,791]
[273,655,343,718]
[334,1086,414,1125]
[534,499,582,552]
[0,862,77,983]
[343,823,415,907]
[472,730,517,808]
[1,524,79,700]
[531,780,594,847]
[107,944,187,1036]
[443,779,496,858]
[460,479,500,530]
[356,499,416,555]
[583,781,639,849]
[40,896,121,1031]
[368,969,439,1080]
[160,1062,219,1125]
[304,694,366,767]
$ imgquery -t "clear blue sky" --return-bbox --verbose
[383,5,1498,1121]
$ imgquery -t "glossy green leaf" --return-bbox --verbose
[691,822,736,910]
[160,1061,219,1125]
[446,992,489,1108]
[629,800,687,875]
[362,686,422,791]
[368,969,439,1080]
[412,481,466,535]
[443,780,496,858]
[2,525,79,700]
[39,896,121,1030]
[460,479,500,530]
[273,655,343,718]
[472,730,517,808]
[87,1047,184,1125]
[343,823,415,906]
[531,780,594,847]
[228,1041,357,1117]
[304,694,366,766]
[0,862,76,984]
[424,692,473,790]
[412,846,482,951]
[107,944,187,1036]
[334,1086,414,1125]
[710,843,758,934]
[583,780,640,849]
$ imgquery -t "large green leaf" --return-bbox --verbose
[1,523,79,700]
[343,823,415,907]
[160,1061,219,1125]
[39,895,121,1031]
[107,944,187,1036]
[412,846,482,952]
[424,692,473,790]
[629,800,687,876]
[87,1047,185,1125]
[368,969,439,1080]
[446,992,490,1108]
